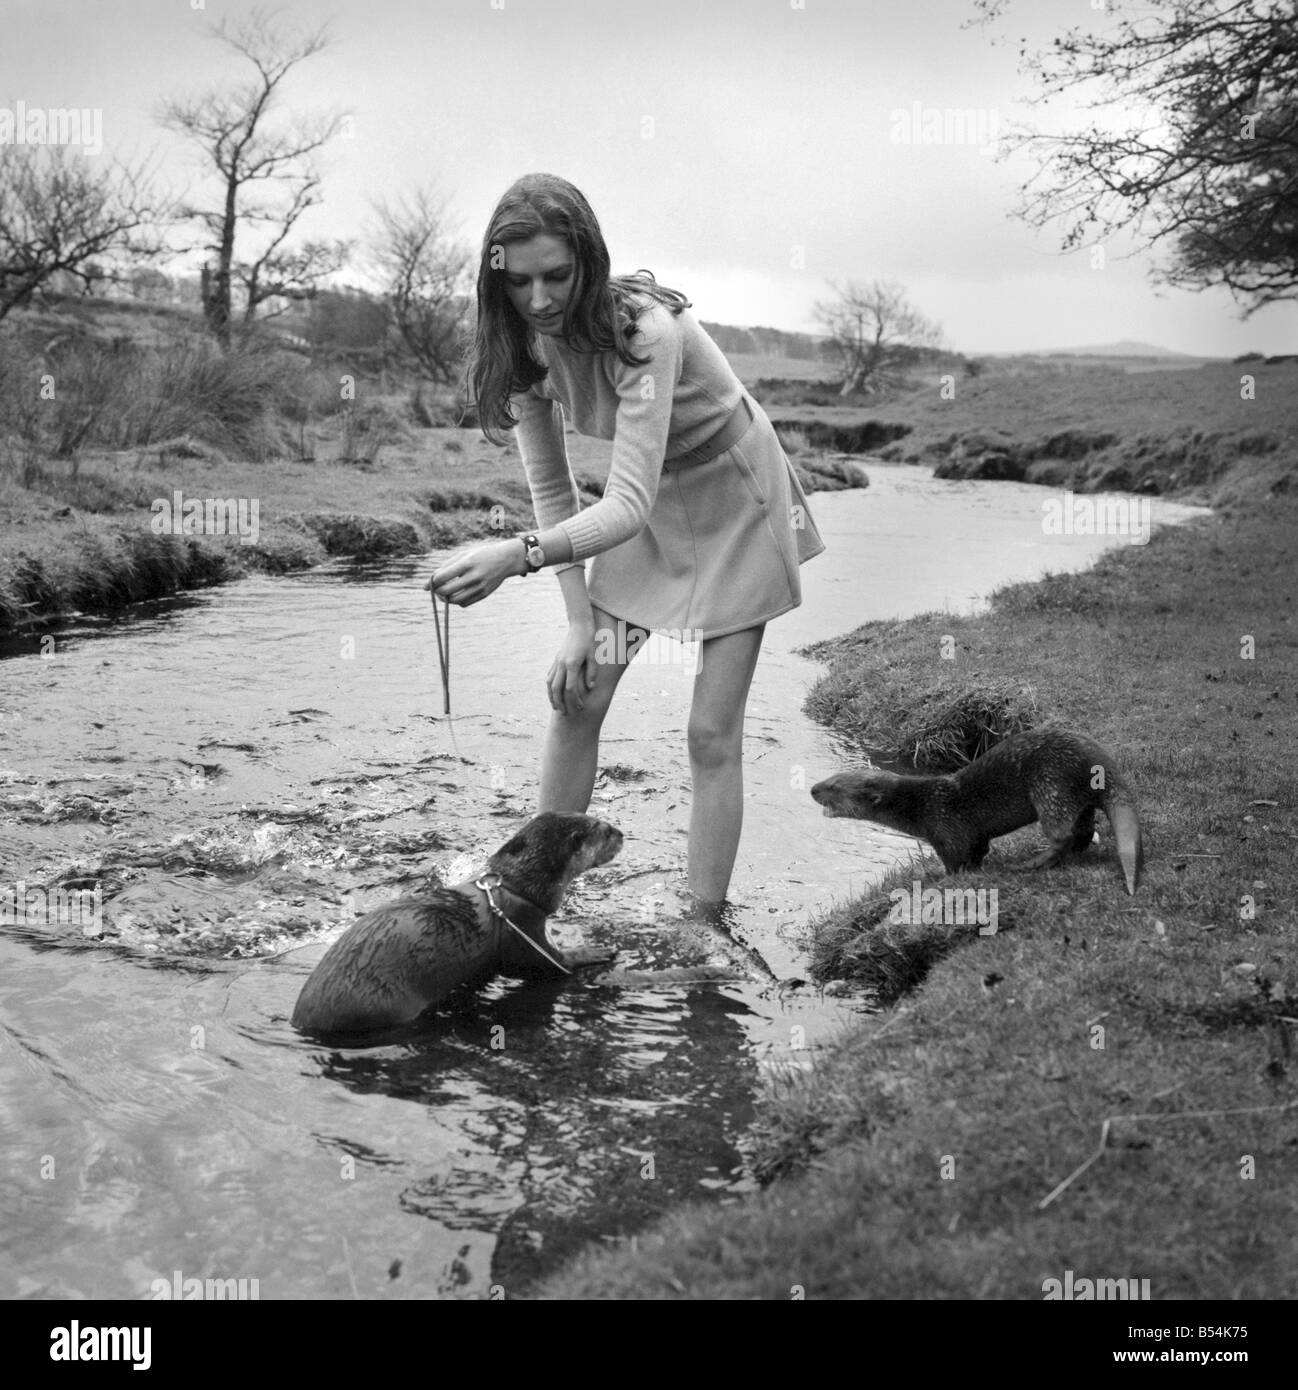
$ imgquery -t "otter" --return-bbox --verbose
[291,812,623,1034]
[811,726,1144,895]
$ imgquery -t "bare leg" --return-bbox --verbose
[685,624,765,903]
[537,606,644,813]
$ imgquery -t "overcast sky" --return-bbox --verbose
[5,0,1294,355]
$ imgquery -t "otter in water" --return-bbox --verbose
[811,726,1144,894]
[291,812,623,1034]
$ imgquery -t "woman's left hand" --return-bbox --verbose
[430,541,523,606]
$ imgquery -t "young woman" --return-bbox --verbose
[432,173,824,910]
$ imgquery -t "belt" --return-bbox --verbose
[662,394,755,471]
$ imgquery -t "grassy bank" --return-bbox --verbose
[535,494,1298,1299]
[0,423,862,633]
[766,360,1298,498]
[0,429,540,631]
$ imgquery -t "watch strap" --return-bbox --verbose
[520,533,543,574]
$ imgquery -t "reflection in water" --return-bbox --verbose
[0,466,1208,1297]
[304,971,761,1292]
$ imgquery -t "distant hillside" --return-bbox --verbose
[708,329,1224,367]
[700,321,828,361]
[1036,340,1203,360]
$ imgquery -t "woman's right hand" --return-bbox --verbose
[548,619,599,715]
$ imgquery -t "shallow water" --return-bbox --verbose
[0,465,1206,1298]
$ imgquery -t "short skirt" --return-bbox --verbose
[586,397,826,640]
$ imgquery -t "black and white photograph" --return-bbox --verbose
[1,0,1294,1339]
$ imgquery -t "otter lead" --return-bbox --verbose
[812,726,1144,895]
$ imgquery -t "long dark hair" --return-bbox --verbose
[467,173,690,443]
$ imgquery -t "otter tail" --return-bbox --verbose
[1105,793,1143,895]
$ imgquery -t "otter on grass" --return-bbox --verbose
[291,812,623,1035]
[811,726,1144,895]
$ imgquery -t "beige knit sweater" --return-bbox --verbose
[511,301,745,563]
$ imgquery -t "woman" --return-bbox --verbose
[432,173,823,910]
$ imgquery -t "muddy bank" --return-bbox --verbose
[0,510,458,634]
[762,361,1298,500]
[918,423,1288,495]
[0,452,860,635]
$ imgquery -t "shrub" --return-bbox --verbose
[0,328,310,462]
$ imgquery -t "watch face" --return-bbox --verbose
[526,545,545,569]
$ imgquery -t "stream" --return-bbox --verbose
[0,463,1207,1298]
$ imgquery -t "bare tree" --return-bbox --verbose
[974,0,1298,316]
[242,229,351,324]
[0,146,163,321]
[814,280,944,396]
[371,188,473,383]
[158,7,349,347]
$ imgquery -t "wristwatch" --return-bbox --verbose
[520,532,545,575]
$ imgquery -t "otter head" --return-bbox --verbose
[488,812,623,914]
[811,769,907,828]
